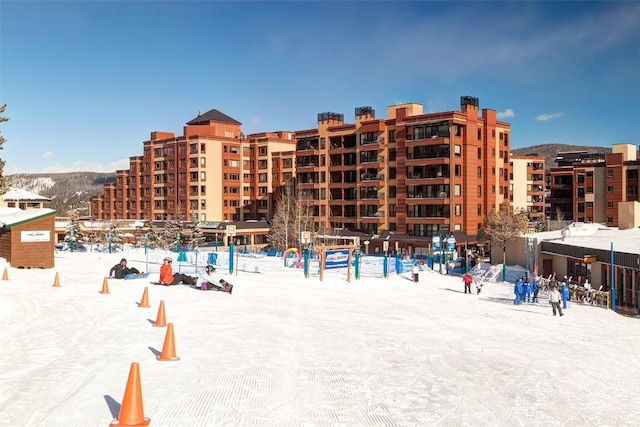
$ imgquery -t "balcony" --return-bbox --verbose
[360,136,385,147]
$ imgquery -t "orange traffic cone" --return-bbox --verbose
[138,287,150,308]
[100,277,110,294]
[157,322,180,361]
[109,362,150,426]
[2,267,8,280]
[152,300,167,327]
[52,272,60,287]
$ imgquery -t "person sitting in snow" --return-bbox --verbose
[109,258,140,279]
[158,257,196,286]
[197,264,233,293]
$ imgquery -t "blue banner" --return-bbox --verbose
[446,236,457,252]
[324,249,350,269]
[432,236,441,251]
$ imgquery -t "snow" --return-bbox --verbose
[1,248,639,426]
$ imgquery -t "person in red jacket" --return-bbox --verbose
[158,257,196,286]
[462,273,473,294]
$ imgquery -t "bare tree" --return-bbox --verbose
[479,201,529,272]
[270,183,315,251]
[0,104,10,196]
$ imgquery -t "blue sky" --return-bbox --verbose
[1,1,638,174]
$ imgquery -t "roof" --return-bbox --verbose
[0,207,57,227]
[186,109,241,126]
[530,225,640,255]
[2,187,51,202]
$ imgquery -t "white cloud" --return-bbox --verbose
[38,158,130,174]
[536,112,564,121]
[497,109,515,119]
[42,151,54,159]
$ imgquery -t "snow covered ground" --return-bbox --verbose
[1,248,639,426]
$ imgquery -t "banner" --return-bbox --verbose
[432,235,441,251]
[324,249,350,269]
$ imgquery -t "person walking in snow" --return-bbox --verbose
[474,277,483,294]
[549,285,564,316]
[462,273,473,294]
[561,281,570,309]
[513,277,523,305]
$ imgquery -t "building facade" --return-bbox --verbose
[91,109,296,223]
[549,143,639,226]
[92,96,513,243]
[509,155,545,222]
[295,96,511,240]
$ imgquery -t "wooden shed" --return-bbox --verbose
[0,208,57,269]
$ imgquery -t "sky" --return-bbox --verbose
[0,1,639,174]
[1,247,640,425]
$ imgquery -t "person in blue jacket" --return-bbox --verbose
[561,281,570,309]
[513,277,523,305]
[531,276,540,303]
[523,277,531,303]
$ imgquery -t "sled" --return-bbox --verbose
[124,272,150,280]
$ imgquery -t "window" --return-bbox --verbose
[478,204,482,215]
[477,148,482,159]
[577,174,585,183]
[455,204,461,216]
[607,216,614,223]
[477,186,481,196]
[455,165,462,177]
[454,224,461,231]
[607,170,613,177]
[389,130,396,143]
[586,186,593,194]
[454,185,461,196]
[454,145,461,156]
[477,167,482,178]
[586,171,593,178]
[607,186,613,193]
[586,202,593,208]
[492,185,496,194]
[607,201,613,208]
[477,129,481,140]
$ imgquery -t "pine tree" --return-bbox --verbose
[0,104,11,196]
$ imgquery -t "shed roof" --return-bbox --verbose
[0,208,57,228]
[2,187,51,202]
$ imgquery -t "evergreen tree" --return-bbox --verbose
[0,104,10,196]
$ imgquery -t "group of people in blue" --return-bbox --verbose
[513,275,540,304]
[514,275,570,309]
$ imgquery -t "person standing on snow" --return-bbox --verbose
[462,273,473,294]
[523,277,531,303]
[549,285,564,316]
[531,276,540,303]
[411,263,420,283]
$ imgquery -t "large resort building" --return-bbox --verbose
[91,96,515,243]
[549,143,639,227]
